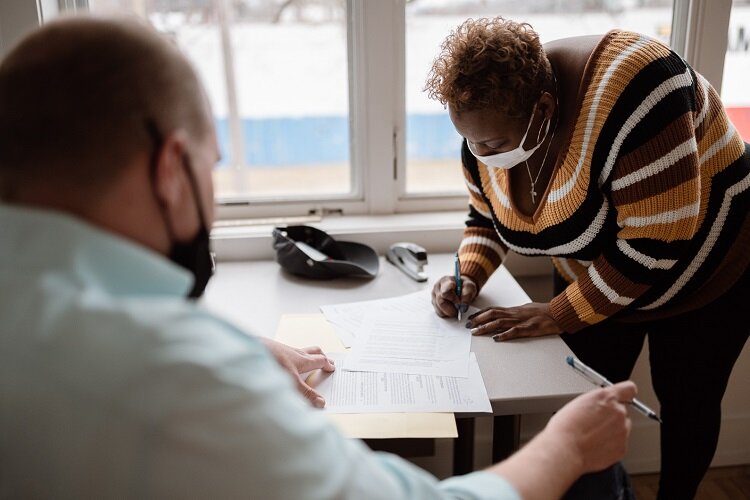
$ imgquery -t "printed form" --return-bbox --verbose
[320,290,434,347]
[344,309,472,378]
[311,353,491,414]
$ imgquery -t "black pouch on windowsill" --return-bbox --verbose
[272,225,379,279]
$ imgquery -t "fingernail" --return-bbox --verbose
[492,334,504,342]
[470,327,480,335]
[329,358,335,366]
[465,321,472,328]
[313,397,325,408]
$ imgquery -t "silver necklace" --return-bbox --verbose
[524,72,560,205]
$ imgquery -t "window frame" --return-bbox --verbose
[17,0,734,223]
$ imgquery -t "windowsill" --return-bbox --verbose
[212,210,466,260]
[212,210,553,277]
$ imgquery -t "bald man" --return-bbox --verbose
[0,16,636,499]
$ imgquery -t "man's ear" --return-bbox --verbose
[151,130,190,211]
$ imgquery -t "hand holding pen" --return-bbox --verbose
[566,356,662,423]
[454,252,469,321]
[430,254,477,319]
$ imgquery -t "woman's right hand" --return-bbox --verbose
[431,274,478,318]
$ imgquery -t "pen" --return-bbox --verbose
[454,252,468,321]
[565,356,662,424]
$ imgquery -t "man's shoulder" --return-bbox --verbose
[89,295,266,369]
[3,289,269,401]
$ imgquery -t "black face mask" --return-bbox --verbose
[147,121,215,299]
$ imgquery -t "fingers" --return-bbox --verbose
[303,345,323,355]
[470,318,510,336]
[608,380,638,403]
[432,275,479,319]
[433,295,456,318]
[432,277,457,317]
[460,278,478,303]
[467,308,516,335]
[492,324,534,341]
[299,346,335,373]
[467,307,500,326]
[297,377,326,408]
[439,277,457,296]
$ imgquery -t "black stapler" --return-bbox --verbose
[386,242,428,282]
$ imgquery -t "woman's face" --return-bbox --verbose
[448,94,555,157]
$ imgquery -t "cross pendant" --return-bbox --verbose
[530,187,537,204]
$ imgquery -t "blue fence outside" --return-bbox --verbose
[214,113,462,168]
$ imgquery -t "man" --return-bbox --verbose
[0,16,636,499]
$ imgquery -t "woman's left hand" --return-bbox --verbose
[467,302,563,341]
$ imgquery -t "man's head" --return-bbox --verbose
[0,16,219,290]
[0,15,213,195]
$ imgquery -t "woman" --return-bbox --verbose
[428,17,750,500]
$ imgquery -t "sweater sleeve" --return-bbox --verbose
[457,140,509,290]
[550,55,743,332]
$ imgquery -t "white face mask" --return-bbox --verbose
[467,102,550,170]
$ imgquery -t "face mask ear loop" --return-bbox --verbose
[145,119,179,243]
[180,152,216,275]
[535,106,549,145]
[516,101,538,150]
[180,153,209,231]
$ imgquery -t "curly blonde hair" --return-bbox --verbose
[425,17,552,118]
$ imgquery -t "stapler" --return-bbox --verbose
[386,242,428,282]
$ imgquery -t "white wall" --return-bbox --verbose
[0,0,41,58]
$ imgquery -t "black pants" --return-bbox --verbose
[555,266,750,500]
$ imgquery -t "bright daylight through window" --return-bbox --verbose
[723,0,750,142]
[83,0,750,214]
[88,0,351,204]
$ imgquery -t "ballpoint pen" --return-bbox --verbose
[566,356,663,424]
[454,252,468,321]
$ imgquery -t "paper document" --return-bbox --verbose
[274,314,458,439]
[310,353,491,414]
[320,290,434,346]
[345,309,472,377]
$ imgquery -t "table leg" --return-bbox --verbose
[492,415,520,462]
[453,417,475,475]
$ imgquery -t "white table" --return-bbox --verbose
[204,253,591,472]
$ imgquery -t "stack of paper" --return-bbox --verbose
[316,291,491,414]
[274,314,459,438]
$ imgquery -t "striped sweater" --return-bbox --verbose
[459,30,750,334]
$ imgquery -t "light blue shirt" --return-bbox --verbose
[0,204,520,499]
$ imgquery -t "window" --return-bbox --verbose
[87,0,352,207]
[722,0,750,141]
[49,0,738,221]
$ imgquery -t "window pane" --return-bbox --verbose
[405,0,674,195]
[722,0,750,141]
[87,0,351,202]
